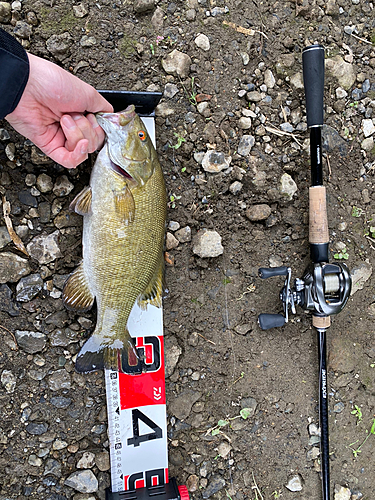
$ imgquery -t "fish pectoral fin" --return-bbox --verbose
[69,186,92,215]
[62,262,94,312]
[75,330,138,373]
[138,255,164,310]
[113,184,135,224]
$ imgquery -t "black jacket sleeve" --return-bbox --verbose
[0,28,30,119]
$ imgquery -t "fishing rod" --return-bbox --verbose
[257,45,352,500]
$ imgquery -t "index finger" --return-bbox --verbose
[85,88,114,114]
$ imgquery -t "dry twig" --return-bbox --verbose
[223,20,268,39]
[2,196,29,257]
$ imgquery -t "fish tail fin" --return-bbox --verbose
[75,329,138,373]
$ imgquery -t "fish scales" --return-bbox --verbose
[63,105,166,373]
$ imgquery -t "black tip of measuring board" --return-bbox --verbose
[105,478,182,500]
[98,90,163,116]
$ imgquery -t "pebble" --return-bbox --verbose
[13,20,32,39]
[238,117,252,129]
[168,389,202,420]
[362,118,375,138]
[95,451,110,472]
[285,475,303,492]
[15,330,47,354]
[164,83,179,98]
[0,2,11,23]
[280,173,298,201]
[44,458,61,476]
[134,0,155,13]
[229,181,243,195]
[334,485,351,500]
[26,230,62,264]
[162,49,191,79]
[26,422,49,435]
[28,454,43,467]
[217,442,231,458]
[175,226,191,243]
[186,474,199,492]
[49,327,78,347]
[0,226,11,249]
[65,470,99,493]
[48,369,72,391]
[164,337,182,377]
[245,204,272,221]
[80,36,97,47]
[0,283,20,316]
[1,369,17,393]
[77,452,95,469]
[46,33,73,60]
[194,33,210,51]
[210,6,229,16]
[53,439,68,450]
[53,175,74,197]
[237,135,255,156]
[202,476,226,498]
[192,229,223,258]
[168,220,180,231]
[36,174,52,194]
[201,150,231,173]
[16,273,43,302]
[73,3,88,17]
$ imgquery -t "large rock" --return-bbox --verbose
[0,252,31,283]
[162,49,191,79]
[325,56,356,90]
[26,230,62,264]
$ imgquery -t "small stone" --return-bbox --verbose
[155,102,175,118]
[95,451,110,472]
[246,204,272,221]
[175,226,191,243]
[335,87,347,99]
[202,476,226,499]
[362,118,375,138]
[186,474,199,492]
[164,83,179,98]
[53,175,74,197]
[361,137,374,151]
[28,454,43,467]
[77,452,95,469]
[0,283,20,316]
[50,396,72,408]
[18,189,37,207]
[168,221,180,231]
[280,173,298,201]
[334,485,351,500]
[44,458,61,476]
[241,52,250,66]
[169,389,202,420]
[48,369,72,391]
[307,447,320,460]
[65,470,99,493]
[210,6,229,16]
[234,323,252,335]
[229,181,243,195]
[197,101,210,116]
[217,442,231,458]
[246,91,262,102]
[134,0,155,13]
[73,3,88,17]
[80,35,96,47]
[165,336,182,378]
[0,2,11,23]
[264,69,275,89]
[238,116,252,129]
[0,226,11,249]
[26,422,48,435]
[46,32,73,60]
[201,150,231,173]
[193,229,223,258]
[53,439,68,450]
[13,20,32,39]
[186,8,196,21]
[237,135,255,156]
[26,230,62,264]
[49,327,78,347]
[194,33,210,51]
[162,49,191,79]
[1,369,16,393]
[325,56,356,90]
[333,402,345,413]
[16,273,43,302]
[15,330,47,354]
[285,475,303,492]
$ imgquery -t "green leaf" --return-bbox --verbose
[240,408,251,420]
[218,419,229,427]
[211,428,221,436]
[370,419,375,435]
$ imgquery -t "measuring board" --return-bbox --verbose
[104,115,171,499]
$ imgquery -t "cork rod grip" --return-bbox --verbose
[309,186,329,245]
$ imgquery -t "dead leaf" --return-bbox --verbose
[2,196,29,257]
[223,20,268,39]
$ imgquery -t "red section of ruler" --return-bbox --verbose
[119,335,165,410]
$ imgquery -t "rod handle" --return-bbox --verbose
[309,186,329,246]
[258,314,285,330]
[258,267,289,279]
[302,45,325,127]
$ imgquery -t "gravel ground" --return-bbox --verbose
[1,1,375,499]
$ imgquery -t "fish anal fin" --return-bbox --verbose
[62,262,94,312]
[138,256,164,310]
[70,186,92,215]
[113,184,135,224]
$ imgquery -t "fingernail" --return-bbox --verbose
[62,115,76,130]
[72,113,83,121]
[80,144,88,155]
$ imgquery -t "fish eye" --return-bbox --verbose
[138,130,147,141]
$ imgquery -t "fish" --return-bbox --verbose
[62,105,166,373]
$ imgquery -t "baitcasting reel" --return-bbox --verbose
[258,262,352,331]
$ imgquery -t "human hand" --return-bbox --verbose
[5,53,113,168]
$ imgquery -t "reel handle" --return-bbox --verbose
[258,314,285,330]
[259,266,289,279]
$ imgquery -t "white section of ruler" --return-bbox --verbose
[105,114,168,494]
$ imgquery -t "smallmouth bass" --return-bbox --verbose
[63,105,166,373]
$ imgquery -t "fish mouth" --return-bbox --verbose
[109,157,133,179]
[97,105,136,128]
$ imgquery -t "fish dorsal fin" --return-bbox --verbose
[113,184,135,224]
[138,255,164,309]
[70,186,92,215]
[62,262,94,312]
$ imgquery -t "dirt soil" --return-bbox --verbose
[1,1,375,499]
